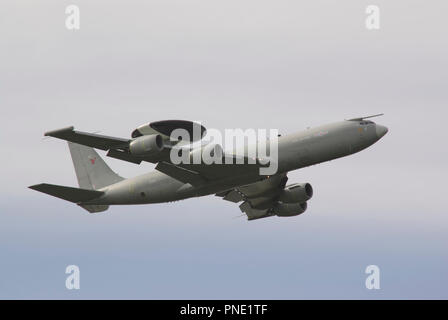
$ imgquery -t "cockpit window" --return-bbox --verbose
[359,121,374,125]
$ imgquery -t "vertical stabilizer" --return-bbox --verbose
[68,142,124,190]
[67,142,124,213]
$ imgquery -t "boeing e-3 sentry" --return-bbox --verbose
[29,115,388,220]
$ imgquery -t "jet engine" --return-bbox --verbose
[278,183,313,203]
[129,134,164,156]
[273,202,307,217]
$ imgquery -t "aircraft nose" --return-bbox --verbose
[375,124,388,138]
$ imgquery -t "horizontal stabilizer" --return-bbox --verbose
[29,183,104,203]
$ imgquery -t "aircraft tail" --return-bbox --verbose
[68,142,124,190]
[29,183,104,203]
[29,183,108,213]
[29,142,124,213]
[67,142,124,213]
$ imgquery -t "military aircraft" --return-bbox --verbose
[29,115,388,220]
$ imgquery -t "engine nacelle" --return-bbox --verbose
[129,134,164,156]
[278,183,313,203]
[273,202,307,217]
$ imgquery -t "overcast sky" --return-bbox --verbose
[0,0,447,299]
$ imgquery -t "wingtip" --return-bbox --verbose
[44,126,74,137]
[29,183,43,191]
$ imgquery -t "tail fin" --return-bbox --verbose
[68,142,123,190]
[67,142,124,213]
[29,143,124,214]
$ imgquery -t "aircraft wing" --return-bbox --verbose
[43,122,272,185]
[215,173,288,220]
[45,126,131,151]
[157,156,274,188]
[155,161,207,186]
[43,123,186,165]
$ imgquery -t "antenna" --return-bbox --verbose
[347,113,384,121]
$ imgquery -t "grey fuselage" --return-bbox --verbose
[88,120,388,206]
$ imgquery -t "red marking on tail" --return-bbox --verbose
[90,157,96,164]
